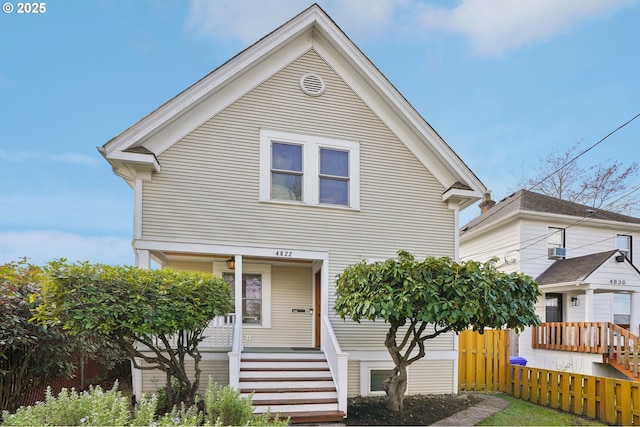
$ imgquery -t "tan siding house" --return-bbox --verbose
[100,5,484,419]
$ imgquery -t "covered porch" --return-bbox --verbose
[133,243,348,420]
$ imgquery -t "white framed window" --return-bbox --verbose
[213,262,271,328]
[617,234,632,262]
[548,227,565,259]
[360,360,404,396]
[613,293,630,328]
[260,130,360,209]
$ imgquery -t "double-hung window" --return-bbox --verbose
[616,234,632,262]
[260,130,360,209]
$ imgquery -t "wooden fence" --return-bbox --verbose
[507,365,640,425]
[459,328,640,425]
[458,329,510,392]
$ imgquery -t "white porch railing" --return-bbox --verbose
[228,313,243,389]
[322,315,348,415]
[152,314,236,348]
[201,314,236,348]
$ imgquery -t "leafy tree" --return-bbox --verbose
[0,259,78,415]
[334,251,540,411]
[34,262,232,408]
[520,141,639,213]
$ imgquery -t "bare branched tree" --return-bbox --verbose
[520,141,639,214]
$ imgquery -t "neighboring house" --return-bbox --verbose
[99,4,485,421]
[460,189,640,380]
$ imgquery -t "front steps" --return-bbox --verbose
[239,351,345,424]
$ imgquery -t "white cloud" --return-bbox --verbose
[417,0,638,57]
[0,230,133,266]
[185,0,637,57]
[0,150,102,167]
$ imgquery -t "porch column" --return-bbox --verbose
[234,255,243,328]
[584,289,594,322]
[631,291,640,335]
[136,249,151,269]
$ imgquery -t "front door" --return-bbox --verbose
[545,293,563,322]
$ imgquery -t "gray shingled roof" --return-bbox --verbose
[535,250,618,285]
[461,189,640,235]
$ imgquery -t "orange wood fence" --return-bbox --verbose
[507,365,640,425]
[459,328,640,425]
[458,329,510,392]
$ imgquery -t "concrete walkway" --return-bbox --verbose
[431,393,511,426]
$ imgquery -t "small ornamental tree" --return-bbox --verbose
[334,251,541,412]
[34,262,232,408]
[0,259,78,415]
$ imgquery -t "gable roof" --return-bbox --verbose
[535,250,618,285]
[461,189,640,236]
[98,4,484,209]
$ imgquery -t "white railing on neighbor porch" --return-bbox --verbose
[322,315,348,415]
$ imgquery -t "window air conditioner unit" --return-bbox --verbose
[548,247,566,259]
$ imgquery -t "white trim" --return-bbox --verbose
[133,178,143,240]
[133,239,329,262]
[213,262,272,329]
[259,129,360,210]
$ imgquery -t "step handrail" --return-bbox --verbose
[609,323,640,377]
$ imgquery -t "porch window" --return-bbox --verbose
[259,129,360,209]
[616,234,632,262]
[223,272,263,325]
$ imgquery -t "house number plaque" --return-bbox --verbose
[609,279,626,285]
[275,250,293,257]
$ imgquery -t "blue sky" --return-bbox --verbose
[1,0,639,266]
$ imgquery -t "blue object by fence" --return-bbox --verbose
[509,356,527,366]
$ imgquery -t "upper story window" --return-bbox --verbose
[260,130,360,209]
[616,234,632,262]
[548,227,565,259]
[271,142,303,201]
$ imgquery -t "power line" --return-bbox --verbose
[461,112,640,237]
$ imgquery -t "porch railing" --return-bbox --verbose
[152,314,236,349]
[532,322,640,378]
[531,322,608,353]
[608,323,640,378]
[201,314,236,348]
[322,315,348,415]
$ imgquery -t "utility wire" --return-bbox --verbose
[461,112,640,237]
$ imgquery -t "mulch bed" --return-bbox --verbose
[344,394,483,425]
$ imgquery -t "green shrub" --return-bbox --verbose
[3,378,289,427]
[156,401,203,426]
[203,379,288,426]
[2,382,157,426]
[203,380,254,426]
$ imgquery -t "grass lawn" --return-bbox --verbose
[478,394,606,426]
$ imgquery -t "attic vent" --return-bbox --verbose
[299,73,325,96]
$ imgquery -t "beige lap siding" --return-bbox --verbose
[140,358,229,395]
[346,359,455,397]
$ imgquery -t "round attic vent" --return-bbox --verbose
[299,73,325,96]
